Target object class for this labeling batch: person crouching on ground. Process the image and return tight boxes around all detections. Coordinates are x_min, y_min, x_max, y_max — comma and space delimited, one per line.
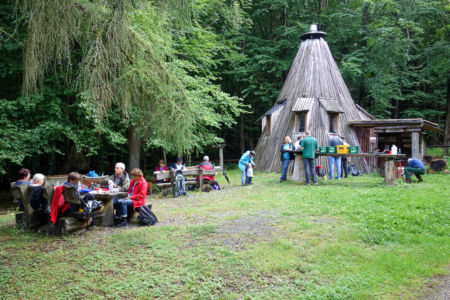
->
238, 150, 255, 186
108, 162, 130, 192
280, 136, 294, 182
299, 130, 319, 186
114, 168, 147, 227
405, 158, 426, 183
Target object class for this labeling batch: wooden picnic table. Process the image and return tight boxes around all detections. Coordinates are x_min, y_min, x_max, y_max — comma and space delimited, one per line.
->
154, 166, 222, 192
88, 191, 128, 226
287, 150, 406, 185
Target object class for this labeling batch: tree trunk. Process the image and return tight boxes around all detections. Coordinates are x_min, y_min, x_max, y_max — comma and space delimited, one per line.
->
445, 78, 450, 155
128, 126, 141, 170
240, 115, 245, 154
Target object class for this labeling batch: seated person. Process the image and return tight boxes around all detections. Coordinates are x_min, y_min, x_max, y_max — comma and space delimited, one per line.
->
196, 156, 215, 182
405, 158, 426, 183
108, 162, 130, 192
29, 173, 50, 214
154, 160, 169, 183
14, 168, 31, 211
63, 172, 82, 214
114, 168, 147, 227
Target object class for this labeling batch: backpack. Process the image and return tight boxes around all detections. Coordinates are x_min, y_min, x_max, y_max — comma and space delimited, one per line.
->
137, 205, 158, 226
316, 165, 325, 177
348, 164, 362, 176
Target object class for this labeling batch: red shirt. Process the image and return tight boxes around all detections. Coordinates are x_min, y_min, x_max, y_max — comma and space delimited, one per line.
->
196, 161, 215, 181
128, 177, 147, 208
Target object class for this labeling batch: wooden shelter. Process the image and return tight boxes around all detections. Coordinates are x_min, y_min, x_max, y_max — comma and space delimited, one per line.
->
255, 25, 371, 174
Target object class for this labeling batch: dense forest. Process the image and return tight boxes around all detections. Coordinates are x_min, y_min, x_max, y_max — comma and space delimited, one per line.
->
0, 0, 448, 182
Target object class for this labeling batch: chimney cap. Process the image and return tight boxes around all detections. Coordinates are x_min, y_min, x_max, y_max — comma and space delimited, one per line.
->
300, 24, 327, 41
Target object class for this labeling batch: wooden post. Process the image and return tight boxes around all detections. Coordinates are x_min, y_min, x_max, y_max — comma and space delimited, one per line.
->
102, 199, 114, 226
384, 159, 396, 186
291, 154, 306, 182
411, 131, 420, 159
199, 169, 204, 191
219, 146, 224, 170
163, 149, 167, 165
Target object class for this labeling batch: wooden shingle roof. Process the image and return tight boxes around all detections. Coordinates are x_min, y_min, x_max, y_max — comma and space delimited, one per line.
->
292, 97, 315, 112
319, 98, 343, 113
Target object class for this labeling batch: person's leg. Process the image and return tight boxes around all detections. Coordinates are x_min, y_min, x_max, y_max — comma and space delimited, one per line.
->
329, 156, 335, 179
310, 159, 317, 184
412, 168, 425, 181
247, 176, 252, 184
303, 158, 311, 184
342, 158, 348, 178
280, 159, 289, 181
336, 156, 342, 179
241, 169, 246, 186
113, 198, 122, 219
404, 167, 413, 183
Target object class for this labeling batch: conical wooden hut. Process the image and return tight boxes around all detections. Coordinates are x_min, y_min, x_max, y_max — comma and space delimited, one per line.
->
255, 25, 371, 175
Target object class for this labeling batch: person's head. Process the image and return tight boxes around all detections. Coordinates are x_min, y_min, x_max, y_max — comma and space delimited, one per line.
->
32, 173, 45, 186
177, 157, 183, 165
305, 130, 311, 136
203, 155, 209, 162
249, 150, 256, 157
284, 136, 291, 144
159, 160, 166, 167
67, 172, 81, 185
130, 168, 144, 180
114, 162, 125, 176
18, 168, 31, 181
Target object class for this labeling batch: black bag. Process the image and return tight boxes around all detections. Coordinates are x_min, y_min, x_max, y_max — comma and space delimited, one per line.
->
348, 164, 362, 176
137, 205, 158, 226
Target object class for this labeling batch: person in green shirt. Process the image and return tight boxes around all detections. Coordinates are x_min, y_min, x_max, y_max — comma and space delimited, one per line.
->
299, 130, 319, 185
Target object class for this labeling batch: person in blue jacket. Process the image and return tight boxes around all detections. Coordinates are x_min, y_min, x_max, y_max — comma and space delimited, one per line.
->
238, 150, 256, 186
405, 158, 426, 183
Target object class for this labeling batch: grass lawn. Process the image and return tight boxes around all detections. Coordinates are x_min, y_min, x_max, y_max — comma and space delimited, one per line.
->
0, 170, 448, 299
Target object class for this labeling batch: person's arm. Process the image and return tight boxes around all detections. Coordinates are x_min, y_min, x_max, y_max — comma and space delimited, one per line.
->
130, 181, 147, 202
120, 175, 130, 192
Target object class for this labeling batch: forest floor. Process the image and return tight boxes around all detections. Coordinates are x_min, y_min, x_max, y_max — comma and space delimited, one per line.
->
0, 169, 448, 299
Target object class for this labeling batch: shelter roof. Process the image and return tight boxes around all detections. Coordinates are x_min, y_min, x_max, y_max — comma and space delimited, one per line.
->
349, 118, 443, 133
319, 98, 343, 113
292, 97, 315, 112
256, 101, 286, 122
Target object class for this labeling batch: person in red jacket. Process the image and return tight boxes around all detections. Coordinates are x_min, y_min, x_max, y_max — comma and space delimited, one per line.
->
114, 168, 147, 227
196, 156, 215, 182
154, 160, 169, 183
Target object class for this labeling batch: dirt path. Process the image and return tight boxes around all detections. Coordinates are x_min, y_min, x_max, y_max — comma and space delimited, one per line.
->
419, 274, 450, 300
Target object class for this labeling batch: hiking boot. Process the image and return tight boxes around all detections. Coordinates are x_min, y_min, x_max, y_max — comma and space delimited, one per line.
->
314, 182, 319, 186
417, 175, 423, 182
116, 219, 128, 228
405, 178, 412, 183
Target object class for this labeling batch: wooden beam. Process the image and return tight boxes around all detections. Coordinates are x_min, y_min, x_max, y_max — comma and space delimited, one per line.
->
411, 131, 420, 158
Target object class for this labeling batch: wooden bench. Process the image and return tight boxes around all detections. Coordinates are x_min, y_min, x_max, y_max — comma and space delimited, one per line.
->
153, 167, 222, 193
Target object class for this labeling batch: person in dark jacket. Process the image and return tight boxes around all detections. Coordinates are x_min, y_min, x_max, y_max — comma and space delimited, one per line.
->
114, 168, 148, 227
62, 172, 82, 214
29, 173, 50, 214
108, 162, 130, 192
14, 168, 31, 211
405, 158, 426, 183
280, 136, 294, 182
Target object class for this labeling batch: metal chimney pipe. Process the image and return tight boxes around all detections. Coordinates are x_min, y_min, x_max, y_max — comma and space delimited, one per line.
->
310, 24, 318, 32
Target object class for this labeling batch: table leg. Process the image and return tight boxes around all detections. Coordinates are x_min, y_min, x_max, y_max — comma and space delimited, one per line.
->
384, 159, 396, 186
102, 199, 114, 226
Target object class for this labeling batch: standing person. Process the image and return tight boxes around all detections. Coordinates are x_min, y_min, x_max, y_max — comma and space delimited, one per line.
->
114, 168, 147, 227
299, 131, 319, 186
246, 164, 254, 184
238, 150, 255, 186
340, 136, 349, 178
108, 162, 130, 192
14, 168, 31, 211
328, 131, 343, 179
404, 158, 426, 183
280, 136, 294, 182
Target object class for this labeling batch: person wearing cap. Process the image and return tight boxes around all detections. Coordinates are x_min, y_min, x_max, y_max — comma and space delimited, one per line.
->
328, 131, 343, 179
238, 150, 255, 186
108, 162, 130, 192
196, 156, 215, 182
29, 173, 50, 214
172, 157, 186, 174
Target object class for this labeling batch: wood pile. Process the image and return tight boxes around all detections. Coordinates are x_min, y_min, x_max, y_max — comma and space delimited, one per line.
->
429, 159, 448, 172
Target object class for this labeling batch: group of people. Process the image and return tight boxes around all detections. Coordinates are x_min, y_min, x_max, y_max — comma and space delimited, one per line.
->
13, 163, 148, 228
